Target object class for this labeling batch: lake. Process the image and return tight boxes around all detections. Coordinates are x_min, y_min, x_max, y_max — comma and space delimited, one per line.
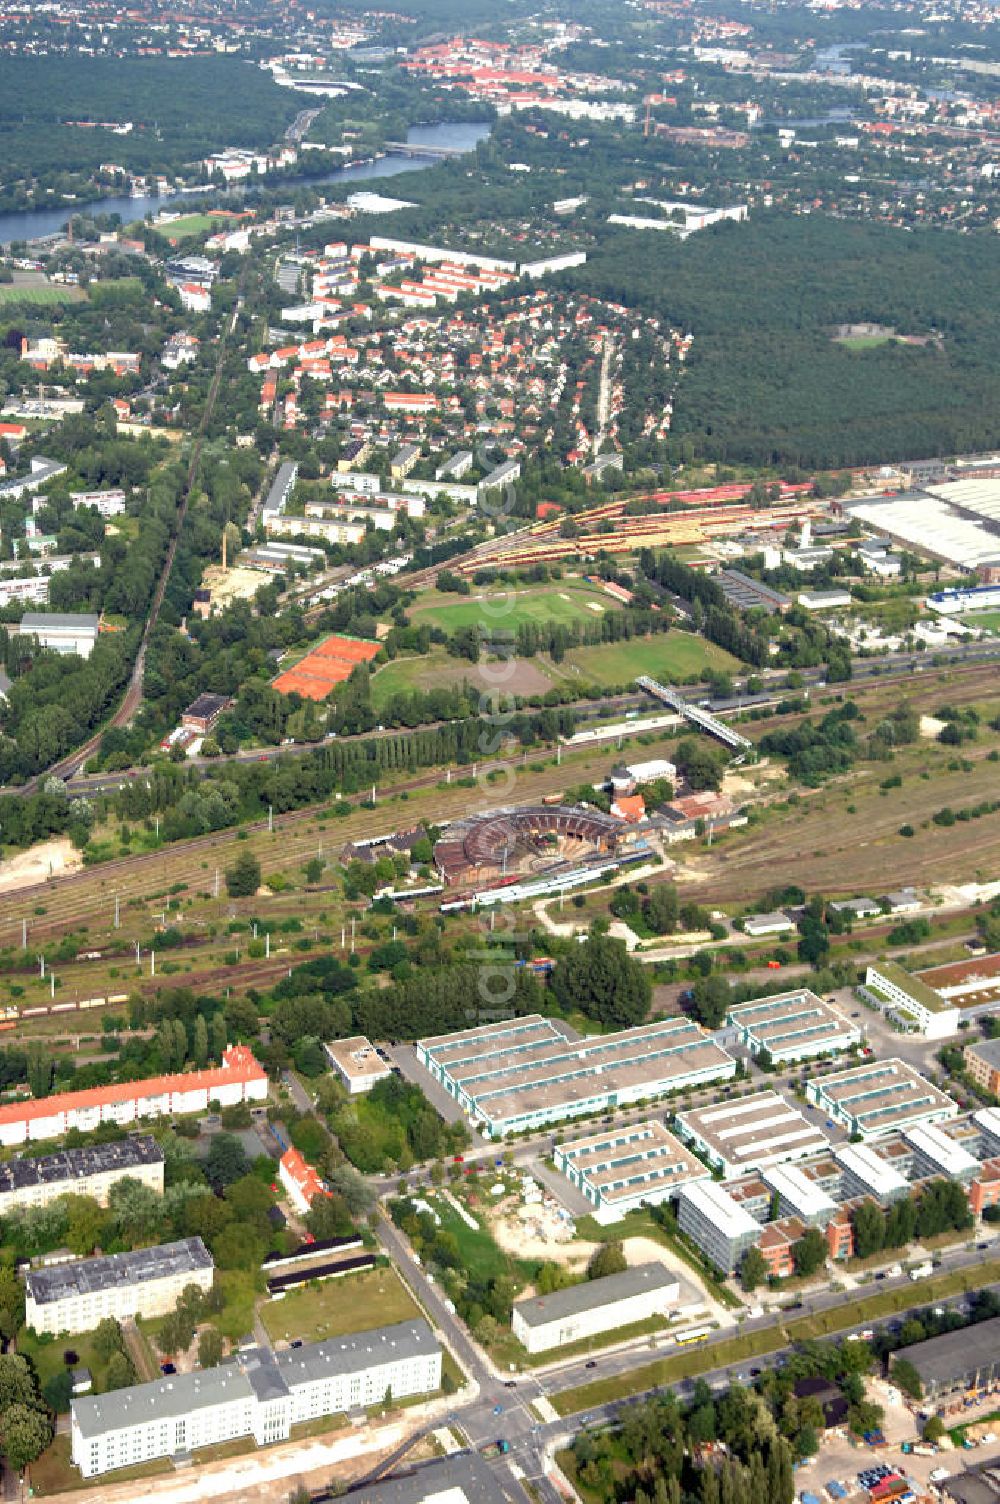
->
0, 120, 490, 246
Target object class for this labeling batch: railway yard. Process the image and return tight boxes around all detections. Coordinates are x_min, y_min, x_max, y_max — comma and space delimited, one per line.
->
1, 655, 997, 1050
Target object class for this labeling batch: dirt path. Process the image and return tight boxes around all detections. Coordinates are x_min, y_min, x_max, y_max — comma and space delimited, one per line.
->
0, 837, 81, 895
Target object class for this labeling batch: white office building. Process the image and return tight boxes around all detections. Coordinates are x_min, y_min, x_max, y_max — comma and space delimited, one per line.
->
835, 1143, 909, 1203
674, 1091, 829, 1179
27, 1238, 214, 1336
807, 1059, 958, 1139
726, 991, 861, 1063
862, 961, 959, 1039
417, 1015, 735, 1138
905, 1123, 979, 1183
71, 1321, 440, 1477
511, 1264, 679, 1354
760, 1163, 837, 1227
554, 1120, 708, 1224
676, 1179, 760, 1273
324, 1036, 392, 1095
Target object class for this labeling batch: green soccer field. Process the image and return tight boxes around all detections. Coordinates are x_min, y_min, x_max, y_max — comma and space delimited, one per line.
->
555, 633, 741, 687
0, 282, 84, 306
154, 213, 215, 238
408, 580, 614, 633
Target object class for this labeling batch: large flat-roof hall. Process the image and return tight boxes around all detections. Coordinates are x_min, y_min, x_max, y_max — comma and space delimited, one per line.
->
726, 990, 861, 1063
805, 1059, 958, 1138
416, 1015, 736, 1137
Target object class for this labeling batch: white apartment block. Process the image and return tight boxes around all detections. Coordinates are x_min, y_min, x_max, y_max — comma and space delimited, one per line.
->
72, 1321, 440, 1477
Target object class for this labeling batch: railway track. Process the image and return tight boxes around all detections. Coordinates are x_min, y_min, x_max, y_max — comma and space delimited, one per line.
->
18, 292, 244, 794
2, 658, 995, 948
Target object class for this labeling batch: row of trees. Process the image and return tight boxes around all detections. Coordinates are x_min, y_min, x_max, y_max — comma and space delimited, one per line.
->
850, 1180, 972, 1258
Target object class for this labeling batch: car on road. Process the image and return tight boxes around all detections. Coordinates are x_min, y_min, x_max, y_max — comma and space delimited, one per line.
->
290, 1339, 303, 1349
160, 1363, 176, 1375
504, 1381, 516, 1389
585, 1360, 597, 1369
493, 1404, 503, 1415
454, 1155, 464, 1164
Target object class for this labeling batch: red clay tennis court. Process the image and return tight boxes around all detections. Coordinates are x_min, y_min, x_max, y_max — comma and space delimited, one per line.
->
272, 635, 380, 701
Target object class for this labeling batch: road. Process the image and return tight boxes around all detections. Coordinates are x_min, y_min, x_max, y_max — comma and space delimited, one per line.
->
372, 1168, 1000, 1503
286, 107, 322, 144
595, 334, 614, 451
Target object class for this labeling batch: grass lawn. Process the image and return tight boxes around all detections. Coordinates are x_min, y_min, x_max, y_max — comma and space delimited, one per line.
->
835, 334, 894, 350
552, 1259, 1000, 1417
552, 633, 739, 689
964, 611, 1000, 634
409, 580, 612, 633
260, 1267, 422, 1344
28, 1435, 170, 1496
155, 213, 214, 238
370, 650, 464, 707
949, 1408, 1000, 1446
18, 1329, 110, 1410
0, 282, 83, 306
435, 1195, 537, 1286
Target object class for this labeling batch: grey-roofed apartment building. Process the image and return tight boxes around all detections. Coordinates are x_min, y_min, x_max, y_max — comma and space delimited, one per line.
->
71, 1320, 441, 1477
893, 1315, 1000, 1411
261, 460, 298, 523
806, 1058, 958, 1138
416, 1014, 736, 1138
478, 458, 520, 498
27, 1237, 213, 1335
0, 1136, 163, 1214
511, 1264, 680, 1354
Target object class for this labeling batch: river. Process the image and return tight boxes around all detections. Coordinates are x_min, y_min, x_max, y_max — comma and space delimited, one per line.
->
0, 120, 490, 246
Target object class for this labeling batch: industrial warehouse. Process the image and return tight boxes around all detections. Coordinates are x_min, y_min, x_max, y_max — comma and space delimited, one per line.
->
673, 1091, 830, 1179
892, 1316, 1000, 1413
805, 1059, 959, 1138
726, 990, 862, 1063
553, 1119, 709, 1223
511, 1263, 682, 1354
415, 1015, 736, 1136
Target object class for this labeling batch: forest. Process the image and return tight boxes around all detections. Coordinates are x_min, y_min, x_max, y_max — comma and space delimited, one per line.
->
0, 56, 298, 206
576, 214, 1000, 467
